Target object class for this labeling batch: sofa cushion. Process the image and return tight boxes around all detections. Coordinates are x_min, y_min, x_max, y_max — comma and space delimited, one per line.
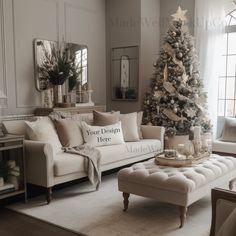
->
54, 119, 84, 147
25, 118, 62, 154
3, 120, 28, 137
96, 139, 161, 166
220, 117, 236, 142
54, 153, 85, 176
93, 110, 120, 126
81, 121, 125, 147
213, 140, 236, 154
119, 112, 140, 142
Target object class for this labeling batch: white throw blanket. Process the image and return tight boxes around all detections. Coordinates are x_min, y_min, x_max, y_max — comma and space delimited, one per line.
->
64, 145, 101, 190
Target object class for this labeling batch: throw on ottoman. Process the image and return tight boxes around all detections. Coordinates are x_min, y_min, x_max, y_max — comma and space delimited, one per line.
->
117, 154, 236, 228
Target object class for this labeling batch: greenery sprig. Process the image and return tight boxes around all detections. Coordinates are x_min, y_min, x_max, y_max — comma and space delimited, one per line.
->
38, 42, 81, 89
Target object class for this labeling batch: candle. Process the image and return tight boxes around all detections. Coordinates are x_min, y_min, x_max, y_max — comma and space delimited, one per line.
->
193, 126, 201, 140
177, 144, 185, 155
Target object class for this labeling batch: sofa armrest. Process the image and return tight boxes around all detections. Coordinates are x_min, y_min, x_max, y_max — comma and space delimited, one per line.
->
141, 125, 165, 151
24, 140, 54, 188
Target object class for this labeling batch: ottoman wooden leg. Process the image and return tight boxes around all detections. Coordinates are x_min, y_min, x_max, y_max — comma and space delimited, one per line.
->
229, 178, 235, 190
179, 206, 187, 228
123, 192, 130, 212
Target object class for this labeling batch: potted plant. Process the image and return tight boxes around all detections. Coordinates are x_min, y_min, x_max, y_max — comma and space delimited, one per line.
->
39, 42, 79, 105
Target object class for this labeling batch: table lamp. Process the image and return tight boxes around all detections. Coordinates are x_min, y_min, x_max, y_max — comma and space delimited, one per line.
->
0, 89, 6, 137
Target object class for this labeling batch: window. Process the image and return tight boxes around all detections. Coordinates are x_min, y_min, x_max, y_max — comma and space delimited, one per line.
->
218, 9, 236, 116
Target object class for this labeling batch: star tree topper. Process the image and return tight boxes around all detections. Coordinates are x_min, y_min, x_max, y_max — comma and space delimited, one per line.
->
171, 6, 188, 23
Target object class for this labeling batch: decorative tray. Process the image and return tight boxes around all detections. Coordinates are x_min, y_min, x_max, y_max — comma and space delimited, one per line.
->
155, 152, 210, 167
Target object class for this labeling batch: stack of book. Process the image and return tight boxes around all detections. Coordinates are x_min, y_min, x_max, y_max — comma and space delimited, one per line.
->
0, 183, 15, 195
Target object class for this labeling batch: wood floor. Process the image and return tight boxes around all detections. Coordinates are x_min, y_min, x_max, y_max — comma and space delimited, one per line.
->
0, 208, 85, 236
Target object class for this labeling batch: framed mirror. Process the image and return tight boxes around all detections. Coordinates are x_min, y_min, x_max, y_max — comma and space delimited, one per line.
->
111, 46, 139, 101
34, 39, 57, 91
33, 39, 88, 92
67, 43, 88, 89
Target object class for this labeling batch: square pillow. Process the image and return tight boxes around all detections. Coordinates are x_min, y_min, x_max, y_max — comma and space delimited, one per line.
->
93, 110, 120, 126
54, 119, 84, 147
81, 121, 125, 147
220, 117, 236, 142
119, 112, 140, 142
25, 118, 62, 154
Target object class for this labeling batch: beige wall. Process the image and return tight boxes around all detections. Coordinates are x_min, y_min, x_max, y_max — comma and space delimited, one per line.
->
0, 0, 106, 116
106, 0, 161, 113
106, 0, 141, 113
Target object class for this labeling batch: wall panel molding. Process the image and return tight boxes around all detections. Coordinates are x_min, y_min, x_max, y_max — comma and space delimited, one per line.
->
0, 0, 8, 109
64, 2, 97, 42
12, 0, 59, 108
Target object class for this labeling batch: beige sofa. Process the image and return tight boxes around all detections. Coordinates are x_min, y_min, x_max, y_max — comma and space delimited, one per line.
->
3, 119, 165, 203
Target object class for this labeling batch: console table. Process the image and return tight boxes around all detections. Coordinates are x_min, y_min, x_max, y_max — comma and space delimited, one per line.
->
0, 134, 27, 202
35, 104, 106, 116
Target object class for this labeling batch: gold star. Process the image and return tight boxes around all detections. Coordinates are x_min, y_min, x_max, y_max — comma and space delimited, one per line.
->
171, 6, 188, 23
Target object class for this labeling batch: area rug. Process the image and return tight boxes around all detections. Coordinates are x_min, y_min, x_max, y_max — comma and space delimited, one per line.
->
9, 173, 212, 236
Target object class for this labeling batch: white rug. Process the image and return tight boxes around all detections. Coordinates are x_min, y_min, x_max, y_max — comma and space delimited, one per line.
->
9, 173, 212, 236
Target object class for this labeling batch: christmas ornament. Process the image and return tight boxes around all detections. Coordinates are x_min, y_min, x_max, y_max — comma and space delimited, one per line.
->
163, 43, 175, 57
193, 79, 198, 85
163, 109, 187, 122
163, 82, 176, 94
182, 73, 188, 83
173, 107, 178, 113
171, 6, 188, 23
186, 108, 196, 118
164, 64, 168, 81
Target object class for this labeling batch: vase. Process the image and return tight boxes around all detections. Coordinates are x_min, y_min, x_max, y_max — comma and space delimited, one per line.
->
41, 89, 53, 108
165, 135, 189, 150
53, 85, 63, 106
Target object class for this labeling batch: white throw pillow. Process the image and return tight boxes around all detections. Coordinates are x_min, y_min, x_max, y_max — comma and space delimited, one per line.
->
119, 112, 140, 142
25, 118, 62, 154
81, 121, 125, 147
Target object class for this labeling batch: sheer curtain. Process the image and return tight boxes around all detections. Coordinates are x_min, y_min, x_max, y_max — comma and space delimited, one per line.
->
195, 0, 225, 139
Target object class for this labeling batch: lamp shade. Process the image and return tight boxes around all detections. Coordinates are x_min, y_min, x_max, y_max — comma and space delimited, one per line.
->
0, 89, 6, 99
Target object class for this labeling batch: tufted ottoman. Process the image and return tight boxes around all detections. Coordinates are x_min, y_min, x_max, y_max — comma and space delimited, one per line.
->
117, 154, 236, 228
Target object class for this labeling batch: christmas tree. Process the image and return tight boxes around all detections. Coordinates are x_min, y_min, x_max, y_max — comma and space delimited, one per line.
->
143, 7, 212, 137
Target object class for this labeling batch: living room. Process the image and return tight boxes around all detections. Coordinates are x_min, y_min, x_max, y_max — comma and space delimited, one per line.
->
0, 0, 236, 235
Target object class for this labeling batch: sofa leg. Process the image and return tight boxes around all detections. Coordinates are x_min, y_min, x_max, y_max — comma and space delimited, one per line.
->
123, 192, 130, 212
179, 206, 187, 228
46, 187, 52, 204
